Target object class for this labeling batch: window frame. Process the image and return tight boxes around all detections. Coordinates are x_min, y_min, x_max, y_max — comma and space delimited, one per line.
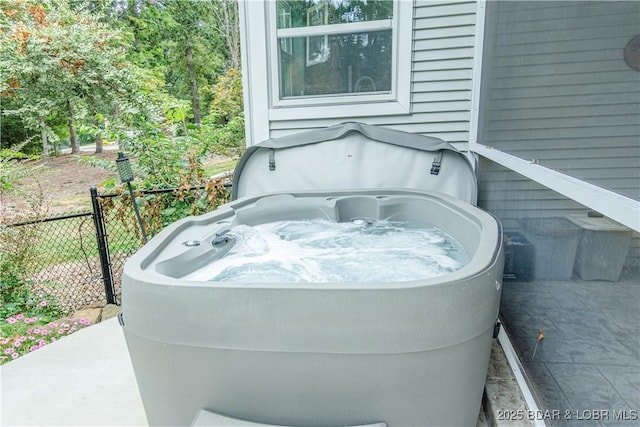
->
266, 0, 413, 119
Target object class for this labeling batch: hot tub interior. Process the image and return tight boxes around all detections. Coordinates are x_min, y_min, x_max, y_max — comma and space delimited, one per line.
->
184, 218, 469, 283
152, 192, 492, 284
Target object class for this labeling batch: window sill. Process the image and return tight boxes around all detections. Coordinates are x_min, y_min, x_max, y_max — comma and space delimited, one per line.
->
268, 99, 411, 121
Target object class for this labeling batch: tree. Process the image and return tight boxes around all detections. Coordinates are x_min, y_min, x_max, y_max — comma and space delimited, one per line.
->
159, 1, 227, 127
209, 68, 243, 125
92, 0, 239, 129
210, 0, 241, 70
0, 0, 148, 155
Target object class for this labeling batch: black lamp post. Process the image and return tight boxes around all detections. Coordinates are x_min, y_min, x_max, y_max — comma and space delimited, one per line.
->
116, 152, 148, 243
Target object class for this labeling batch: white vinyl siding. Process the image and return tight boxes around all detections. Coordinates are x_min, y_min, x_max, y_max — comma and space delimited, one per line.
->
242, 0, 480, 146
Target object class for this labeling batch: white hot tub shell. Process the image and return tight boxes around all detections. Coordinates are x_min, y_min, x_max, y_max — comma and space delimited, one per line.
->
121, 123, 504, 427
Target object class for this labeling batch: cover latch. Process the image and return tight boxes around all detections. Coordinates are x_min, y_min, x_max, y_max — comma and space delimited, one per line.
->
268, 149, 276, 171
430, 151, 443, 175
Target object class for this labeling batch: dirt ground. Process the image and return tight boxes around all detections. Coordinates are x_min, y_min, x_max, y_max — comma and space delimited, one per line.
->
2, 149, 234, 222
2, 150, 119, 221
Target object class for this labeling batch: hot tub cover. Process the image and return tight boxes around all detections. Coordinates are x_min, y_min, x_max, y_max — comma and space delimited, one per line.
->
232, 122, 478, 204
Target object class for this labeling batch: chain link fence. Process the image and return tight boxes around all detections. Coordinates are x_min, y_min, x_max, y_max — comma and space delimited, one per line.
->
96, 178, 231, 304
3, 175, 231, 315
4, 212, 104, 314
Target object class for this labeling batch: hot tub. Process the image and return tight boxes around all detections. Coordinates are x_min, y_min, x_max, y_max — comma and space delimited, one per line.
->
121, 123, 504, 427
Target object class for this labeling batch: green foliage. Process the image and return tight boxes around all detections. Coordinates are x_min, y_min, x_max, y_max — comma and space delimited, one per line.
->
0, 144, 39, 193
147, 176, 231, 233
1, 0, 244, 213
1, 143, 60, 334
1, 0, 244, 159
123, 132, 199, 190
99, 164, 231, 244
1, 315, 90, 364
0, 289, 63, 331
209, 68, 244, 125
109, 0, 228, 121
0, 219, 65, 340
159, 2, 226, 92
204, 113, 245, 158
0, 104, 34, 152
0, 0, 162, 153
202, 67, 245, 157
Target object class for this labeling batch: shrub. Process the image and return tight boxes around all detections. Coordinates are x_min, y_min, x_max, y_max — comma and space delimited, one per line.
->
0, 146, 65, 341
0, 312, 91, 364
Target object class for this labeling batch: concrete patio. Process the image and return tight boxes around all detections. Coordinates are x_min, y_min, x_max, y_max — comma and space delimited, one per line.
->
499, 269, 640, 427
0, 318, 146, 426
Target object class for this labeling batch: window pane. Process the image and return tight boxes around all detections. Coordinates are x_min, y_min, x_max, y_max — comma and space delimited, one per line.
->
279, 30, 392, 97
276, 0, 393, 29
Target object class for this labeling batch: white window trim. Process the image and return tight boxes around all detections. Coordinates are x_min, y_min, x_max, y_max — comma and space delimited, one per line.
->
277, 20, 393, 38
240, 1, 413, 143
239, 0, 270, 144
270, 17, 395, 107
468, 0, 640, 233
266, 0, 413, 120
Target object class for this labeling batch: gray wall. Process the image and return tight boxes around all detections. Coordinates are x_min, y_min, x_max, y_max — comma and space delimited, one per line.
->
478, 1, 640, 267
479, 1, 640, 201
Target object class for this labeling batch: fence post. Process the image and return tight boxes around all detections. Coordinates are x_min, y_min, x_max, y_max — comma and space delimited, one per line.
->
90, 186, 116, 305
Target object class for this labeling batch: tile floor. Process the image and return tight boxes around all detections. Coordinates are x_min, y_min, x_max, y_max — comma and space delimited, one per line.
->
499, 268, 640, 427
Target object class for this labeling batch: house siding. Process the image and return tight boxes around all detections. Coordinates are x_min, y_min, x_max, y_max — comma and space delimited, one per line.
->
266, 0, 479, 146
241, 0, 639, 269
478, 159, 640, 267
478, 1, 640, 202
477, 1, 640, 266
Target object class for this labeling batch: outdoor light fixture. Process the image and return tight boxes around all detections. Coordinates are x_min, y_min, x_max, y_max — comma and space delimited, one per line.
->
116, 152, 148, 243
116, 151, 134, 183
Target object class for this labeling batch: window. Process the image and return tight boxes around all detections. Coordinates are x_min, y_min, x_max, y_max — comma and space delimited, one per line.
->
269, 0, 411, 113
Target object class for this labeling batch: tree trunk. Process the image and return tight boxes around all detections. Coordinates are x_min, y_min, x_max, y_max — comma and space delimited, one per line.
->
230, 0, 240, 69
95, 133, 103, 153
216, 0, 241, 69
39, 115, 49, 161
66, 98, 79, 154
94, 116, 103, 153
185, 35, 201, 127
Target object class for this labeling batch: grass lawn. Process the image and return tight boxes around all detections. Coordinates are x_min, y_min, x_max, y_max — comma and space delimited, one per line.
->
203, 159, 238, 177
